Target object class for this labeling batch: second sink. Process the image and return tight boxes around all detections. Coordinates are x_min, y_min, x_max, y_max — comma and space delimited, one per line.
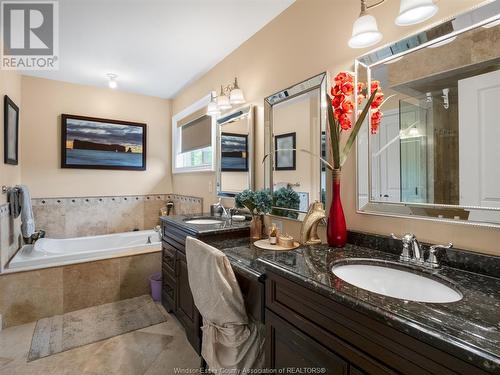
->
332, 261, 462, 303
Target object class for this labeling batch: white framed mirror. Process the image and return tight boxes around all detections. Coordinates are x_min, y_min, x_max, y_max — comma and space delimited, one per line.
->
356, 0, 500, 227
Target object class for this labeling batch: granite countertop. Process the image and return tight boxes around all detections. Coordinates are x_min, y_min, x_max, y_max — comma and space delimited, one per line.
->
206, 238, 500, 373
160, 213, 250, 236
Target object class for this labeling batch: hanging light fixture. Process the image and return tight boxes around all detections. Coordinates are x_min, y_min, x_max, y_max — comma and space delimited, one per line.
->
206, 91, 220, 116
229, 77, 245, 105
348, 0, 383, 49
395, 0, 438, 26
216, 85, 231, 110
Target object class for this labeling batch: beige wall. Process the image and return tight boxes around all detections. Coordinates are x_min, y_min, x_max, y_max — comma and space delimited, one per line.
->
171, 0, 500, 256
0, 70, 22, 205
21, 76, 172, 198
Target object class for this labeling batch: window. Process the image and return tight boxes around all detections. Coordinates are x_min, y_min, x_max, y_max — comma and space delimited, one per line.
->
172, 94, 216, 173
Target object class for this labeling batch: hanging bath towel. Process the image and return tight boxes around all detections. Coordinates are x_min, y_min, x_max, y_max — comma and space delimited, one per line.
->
17, 185, 35, 238
7, 187, 21, 218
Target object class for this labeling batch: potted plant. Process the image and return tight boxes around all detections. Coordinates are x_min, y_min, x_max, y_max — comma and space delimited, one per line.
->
235, 189, 272, 240
271, 186, 300, 219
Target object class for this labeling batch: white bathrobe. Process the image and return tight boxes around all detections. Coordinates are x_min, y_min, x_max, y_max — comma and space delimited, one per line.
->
185, 237, 264, 372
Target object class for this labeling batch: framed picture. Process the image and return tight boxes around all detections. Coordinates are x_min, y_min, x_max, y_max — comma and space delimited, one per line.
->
275, 132, 296, 170
221, 132, 248, 172
4, 95, 19, 165
61, 114, 146, 170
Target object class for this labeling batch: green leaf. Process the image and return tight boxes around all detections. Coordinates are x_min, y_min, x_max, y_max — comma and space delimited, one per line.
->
326, 92, 341, 169
340, 88, 378, 167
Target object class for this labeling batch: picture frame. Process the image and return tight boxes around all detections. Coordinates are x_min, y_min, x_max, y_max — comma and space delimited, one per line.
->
221, 132, 248, 172
4, 95, 19, 165
61, 114, 147, 171
275, 132, 296, 170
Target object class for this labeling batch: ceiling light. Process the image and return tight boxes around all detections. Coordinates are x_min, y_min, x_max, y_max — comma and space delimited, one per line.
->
395, 0, 438, 26
229, 77, 246, 105
427, 36, 456, 48
207, 91, 220, 117
216, 86, 231, 110
349, 1, 383, 49
107, 73, 117, 89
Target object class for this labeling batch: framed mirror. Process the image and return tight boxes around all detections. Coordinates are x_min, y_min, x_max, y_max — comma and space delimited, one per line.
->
264, 72, 328, 220
356, 1, 500, 227
216, 105, 254, 197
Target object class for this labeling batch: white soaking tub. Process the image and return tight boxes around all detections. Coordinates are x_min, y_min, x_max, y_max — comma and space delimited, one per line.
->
7, 230, 161, 270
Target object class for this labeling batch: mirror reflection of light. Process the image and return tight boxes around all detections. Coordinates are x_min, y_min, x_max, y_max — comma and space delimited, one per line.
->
482, 18, 500, 29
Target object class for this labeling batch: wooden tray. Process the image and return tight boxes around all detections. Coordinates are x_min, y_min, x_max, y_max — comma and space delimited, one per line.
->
253, 239, 300, 251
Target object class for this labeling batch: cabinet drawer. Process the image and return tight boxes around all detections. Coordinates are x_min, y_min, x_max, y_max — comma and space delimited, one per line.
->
266, 309, 348, 374
162, 243, 176, 272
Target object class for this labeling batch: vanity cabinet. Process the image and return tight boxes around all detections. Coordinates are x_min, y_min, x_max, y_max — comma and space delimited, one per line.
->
265, 271, 491, 375
161, 218, 251, 355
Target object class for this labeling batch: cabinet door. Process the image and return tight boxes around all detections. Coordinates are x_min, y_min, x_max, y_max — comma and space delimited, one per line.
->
175, 251, 201, 354
266, 310, 348, 374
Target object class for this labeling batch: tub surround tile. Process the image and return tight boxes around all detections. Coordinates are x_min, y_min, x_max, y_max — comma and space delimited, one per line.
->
62, 259, 121, 313
0, 203, 22, 270
119, 252, 161, 300
0, 268, 63, 328
31, 194, 202, 239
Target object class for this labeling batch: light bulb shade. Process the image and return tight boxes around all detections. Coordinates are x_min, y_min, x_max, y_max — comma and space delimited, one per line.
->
229, 88, 245, 104
108, 80, 117, 89
348, 14, 383, 49
206, 100, 220, 116
395, 0, 438, 26
216, 94, 231, 110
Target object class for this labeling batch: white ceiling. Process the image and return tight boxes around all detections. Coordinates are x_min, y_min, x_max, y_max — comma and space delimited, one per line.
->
23, 0, 295, 98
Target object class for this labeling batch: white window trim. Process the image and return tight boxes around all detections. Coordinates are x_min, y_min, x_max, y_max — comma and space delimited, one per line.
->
172, 93, 216, 174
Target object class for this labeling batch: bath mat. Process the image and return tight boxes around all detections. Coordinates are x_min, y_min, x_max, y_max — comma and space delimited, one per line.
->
28, 295, 166, 361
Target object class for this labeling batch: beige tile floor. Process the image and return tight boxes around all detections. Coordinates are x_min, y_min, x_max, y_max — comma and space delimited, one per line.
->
0, 304, 201, 375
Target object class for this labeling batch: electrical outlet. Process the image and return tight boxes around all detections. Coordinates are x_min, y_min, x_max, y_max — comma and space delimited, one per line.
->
271, 219, 283, 233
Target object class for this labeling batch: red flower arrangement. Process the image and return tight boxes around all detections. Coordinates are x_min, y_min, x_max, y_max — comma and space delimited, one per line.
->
330, 72, 384, 135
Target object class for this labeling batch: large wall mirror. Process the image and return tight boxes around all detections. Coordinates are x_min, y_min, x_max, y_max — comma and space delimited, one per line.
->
265, 72, 327, 220
216, 105, 254, 197
356, 0, 500, 227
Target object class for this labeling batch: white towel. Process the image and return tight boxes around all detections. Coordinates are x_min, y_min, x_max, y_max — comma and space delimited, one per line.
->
185, 237, 264, 371
17, 185, 35, 238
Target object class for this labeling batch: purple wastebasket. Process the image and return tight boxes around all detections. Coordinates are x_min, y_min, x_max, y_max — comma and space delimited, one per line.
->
149, 272, 162, 302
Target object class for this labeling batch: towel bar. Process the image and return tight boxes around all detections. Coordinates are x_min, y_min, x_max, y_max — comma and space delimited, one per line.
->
1, 186, 8, 194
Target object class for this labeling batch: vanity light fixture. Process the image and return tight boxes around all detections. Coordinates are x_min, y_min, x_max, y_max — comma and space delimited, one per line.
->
348, 0, 439, 49
348, 0, 383, 49
395, 0, 438, 26
107, 73, 118, 89
207, 78, 246, 116
207, 91, 221, 116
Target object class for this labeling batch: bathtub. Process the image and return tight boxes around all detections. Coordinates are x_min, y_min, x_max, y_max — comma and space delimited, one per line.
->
7, 230, 161, 270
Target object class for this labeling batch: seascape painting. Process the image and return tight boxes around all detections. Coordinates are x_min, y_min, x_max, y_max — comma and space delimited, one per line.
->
61, 115, 146, 170
221, 132, 248, 172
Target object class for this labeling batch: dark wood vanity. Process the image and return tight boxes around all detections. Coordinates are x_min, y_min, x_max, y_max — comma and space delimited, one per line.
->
160, 215, 256, 354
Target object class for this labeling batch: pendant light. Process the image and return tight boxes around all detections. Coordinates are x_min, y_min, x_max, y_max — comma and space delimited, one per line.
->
229, 77, 245, 105
395, 0, 438, 26
206, 91, 220, 116
216, 85, 231, 110
348, 0, 383, 49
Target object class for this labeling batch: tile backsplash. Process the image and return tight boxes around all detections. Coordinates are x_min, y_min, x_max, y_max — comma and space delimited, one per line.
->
32, 193, 203, 238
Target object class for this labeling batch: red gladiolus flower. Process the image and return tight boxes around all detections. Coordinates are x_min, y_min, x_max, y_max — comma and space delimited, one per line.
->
371, 80, 381, 94
341, 82, 354, 95
334, 108, 342, 120
357, 82, 365, 95
332, 94, 345, 109
371, 92, 384, 109
331, 85, 342, 96
334, 72, 349, 85
339, 113, 352, 130
342, 100, 354, 114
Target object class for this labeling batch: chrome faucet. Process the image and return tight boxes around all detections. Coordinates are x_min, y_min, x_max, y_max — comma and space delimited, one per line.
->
211, 198, 229, 218
391, 233, 452, 269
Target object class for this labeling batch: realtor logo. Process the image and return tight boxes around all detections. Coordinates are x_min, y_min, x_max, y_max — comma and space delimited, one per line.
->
1, 1, 59, 70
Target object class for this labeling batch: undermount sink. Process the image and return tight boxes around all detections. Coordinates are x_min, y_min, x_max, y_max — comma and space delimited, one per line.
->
184, 218, 224, 225
331, 262, 462, 303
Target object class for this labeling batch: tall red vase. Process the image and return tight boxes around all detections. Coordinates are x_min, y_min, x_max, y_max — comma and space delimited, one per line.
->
327, 170, 347, 247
